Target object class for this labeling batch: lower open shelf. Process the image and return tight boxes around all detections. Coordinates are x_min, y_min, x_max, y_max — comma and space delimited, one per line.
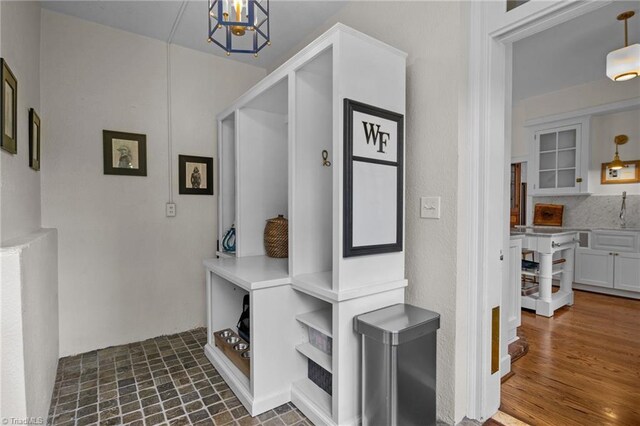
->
291, 378, 332, 424
204, 343, 251, 403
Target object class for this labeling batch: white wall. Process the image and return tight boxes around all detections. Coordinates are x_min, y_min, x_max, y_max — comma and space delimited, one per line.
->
590, 109, 640, 195
269, 3, 468, 423
40, 10, 265, 356
1, 230, 59, 423
0, 3, 59, 422
512, 78, 640, 199
0, 1, 41, 243
512, 78, 639, 171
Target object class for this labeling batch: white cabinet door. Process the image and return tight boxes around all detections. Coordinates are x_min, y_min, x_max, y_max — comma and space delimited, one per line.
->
575, 248, 614, 288
614, 252, 640, 292
528, 117, 589, 196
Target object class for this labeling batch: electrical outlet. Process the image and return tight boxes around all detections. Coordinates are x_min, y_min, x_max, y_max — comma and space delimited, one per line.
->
166, 203, 176, 217
420, 197, 441, 219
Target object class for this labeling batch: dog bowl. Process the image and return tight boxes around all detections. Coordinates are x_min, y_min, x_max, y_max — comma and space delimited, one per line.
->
241, 351, 251, 359
219, 330, 233, 338
226, 337, 240, 344
234, 343, 248, 351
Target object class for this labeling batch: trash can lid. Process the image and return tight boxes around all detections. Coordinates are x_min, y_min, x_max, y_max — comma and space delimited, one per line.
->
354, 303, 440, 346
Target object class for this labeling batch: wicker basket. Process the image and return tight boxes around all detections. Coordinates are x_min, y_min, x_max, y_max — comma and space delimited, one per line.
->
264, 215, 288, 258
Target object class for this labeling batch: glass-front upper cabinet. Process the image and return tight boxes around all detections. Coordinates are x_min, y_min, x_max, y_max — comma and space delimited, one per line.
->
529, 117, 590, 195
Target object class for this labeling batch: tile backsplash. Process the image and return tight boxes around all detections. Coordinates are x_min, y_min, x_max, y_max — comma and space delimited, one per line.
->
533, 194, 640, 229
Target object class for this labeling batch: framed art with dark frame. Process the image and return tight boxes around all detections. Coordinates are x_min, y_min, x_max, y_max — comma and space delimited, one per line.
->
1, 58, 18, 154
103, 130, 147, 176
29, 108, 40, 171
343, 98, 404, 257
179, 155, 213, 195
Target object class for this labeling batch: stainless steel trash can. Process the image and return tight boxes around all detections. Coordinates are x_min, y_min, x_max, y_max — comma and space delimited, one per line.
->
354, 303, 440, 426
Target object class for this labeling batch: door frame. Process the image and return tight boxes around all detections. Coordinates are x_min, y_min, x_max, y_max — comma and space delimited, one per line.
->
464, 0, 613, 420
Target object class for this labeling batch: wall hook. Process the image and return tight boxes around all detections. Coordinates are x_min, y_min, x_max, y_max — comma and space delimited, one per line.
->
322, 150, 331, 167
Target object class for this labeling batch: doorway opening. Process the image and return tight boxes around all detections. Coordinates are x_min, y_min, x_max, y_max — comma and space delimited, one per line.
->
495, 1, 640, 424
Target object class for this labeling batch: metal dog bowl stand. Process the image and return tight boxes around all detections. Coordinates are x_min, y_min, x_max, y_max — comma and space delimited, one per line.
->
354, 303, 440, 426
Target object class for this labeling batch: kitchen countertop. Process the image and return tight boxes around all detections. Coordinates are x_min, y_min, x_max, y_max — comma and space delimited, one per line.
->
513, 225, 640, 232
511, 227, 579, 237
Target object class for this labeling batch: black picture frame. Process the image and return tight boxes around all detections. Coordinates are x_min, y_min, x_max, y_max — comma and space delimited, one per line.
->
1, 58, 18, 154
29, 108, 40, 171
343, 98, 404, 257
103, 130, 147, 176
179, 155, 214, 195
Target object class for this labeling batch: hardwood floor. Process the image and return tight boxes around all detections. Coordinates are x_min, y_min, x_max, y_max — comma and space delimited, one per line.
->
501, 290, 640, 426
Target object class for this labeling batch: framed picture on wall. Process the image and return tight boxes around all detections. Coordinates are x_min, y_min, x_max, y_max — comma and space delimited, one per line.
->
601, 160, 640, 184
1, 58, 18, 154
103, 130, 147, 176
179, 155, 213, 195
29, 108, 40, 171
343, 98, 404, 257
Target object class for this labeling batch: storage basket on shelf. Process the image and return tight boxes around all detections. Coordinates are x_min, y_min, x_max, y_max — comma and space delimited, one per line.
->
264, 215, 288, 258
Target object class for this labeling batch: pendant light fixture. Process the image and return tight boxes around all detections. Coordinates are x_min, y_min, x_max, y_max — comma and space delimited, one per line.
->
609, 134, 628, 170
606, 11, 640, 82
208, 0, 270, 57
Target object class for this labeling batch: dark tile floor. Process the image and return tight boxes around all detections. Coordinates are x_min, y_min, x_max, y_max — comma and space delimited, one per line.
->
48, 328, 311, 426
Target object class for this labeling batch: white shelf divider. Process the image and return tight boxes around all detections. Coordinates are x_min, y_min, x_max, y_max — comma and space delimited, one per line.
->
295, 308, 332, 337
295, 342, 332, 373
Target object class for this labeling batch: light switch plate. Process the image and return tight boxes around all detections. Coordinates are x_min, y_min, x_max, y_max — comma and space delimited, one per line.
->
166, 203, 176, 217
420, 196, 441, 219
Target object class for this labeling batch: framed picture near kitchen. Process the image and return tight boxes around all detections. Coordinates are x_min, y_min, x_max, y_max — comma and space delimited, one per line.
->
179, 155, 213, 195
601, 160, 640, 184
343, 98, 404, 257
1, 58, 18, 154
103, 130, 147, 176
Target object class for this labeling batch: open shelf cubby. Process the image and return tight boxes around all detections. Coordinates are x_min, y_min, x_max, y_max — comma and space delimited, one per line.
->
236, 78, 289, 268
206, 274, 251, 394
291, 47, 334, 293
292, 289, 333, 420
218, 112, 236, 258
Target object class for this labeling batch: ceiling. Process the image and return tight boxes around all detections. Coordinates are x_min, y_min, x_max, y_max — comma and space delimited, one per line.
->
513, 1, 640, 102
41, 1, 348, 70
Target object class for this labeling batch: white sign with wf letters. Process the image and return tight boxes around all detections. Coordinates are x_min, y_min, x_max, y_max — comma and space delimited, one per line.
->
344, 99, 404, 257
352, 111, 398, 162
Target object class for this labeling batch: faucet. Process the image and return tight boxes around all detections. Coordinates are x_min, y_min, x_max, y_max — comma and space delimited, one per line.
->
620, 191, 627, 228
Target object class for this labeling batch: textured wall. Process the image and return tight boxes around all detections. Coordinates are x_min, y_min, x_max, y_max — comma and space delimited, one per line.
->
269, 2, 468, 423
1, 229, 59, 423
0, 1, 41, 243
40, 10, 266, 356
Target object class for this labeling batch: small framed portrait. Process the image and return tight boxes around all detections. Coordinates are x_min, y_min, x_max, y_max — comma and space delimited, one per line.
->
343, 98, 404, 257
179, 155, 213, 195
601, 160, 640, 184
103, 130, 147, 176
29, 108, 40, 171
1, 58, 18, 154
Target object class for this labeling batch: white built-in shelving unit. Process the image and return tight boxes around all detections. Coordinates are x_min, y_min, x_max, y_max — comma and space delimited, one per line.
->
205, 23, 407, 426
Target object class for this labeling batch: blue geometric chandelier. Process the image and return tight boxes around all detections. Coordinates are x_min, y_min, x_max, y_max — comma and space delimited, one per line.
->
208, 0, 270, 57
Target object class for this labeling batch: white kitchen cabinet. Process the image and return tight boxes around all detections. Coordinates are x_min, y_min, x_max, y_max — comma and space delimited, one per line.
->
575, 248, 614, 288
527, 117, 590, 196
574, 231, 640, 296
614, 252, 640, 292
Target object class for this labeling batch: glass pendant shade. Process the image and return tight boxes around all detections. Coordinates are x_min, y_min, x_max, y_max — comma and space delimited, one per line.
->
606, 44, 640, 81
208, 0, 270, 56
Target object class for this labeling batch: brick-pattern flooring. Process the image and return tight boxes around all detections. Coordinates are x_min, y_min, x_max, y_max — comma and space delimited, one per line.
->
48, 328, 311, 426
